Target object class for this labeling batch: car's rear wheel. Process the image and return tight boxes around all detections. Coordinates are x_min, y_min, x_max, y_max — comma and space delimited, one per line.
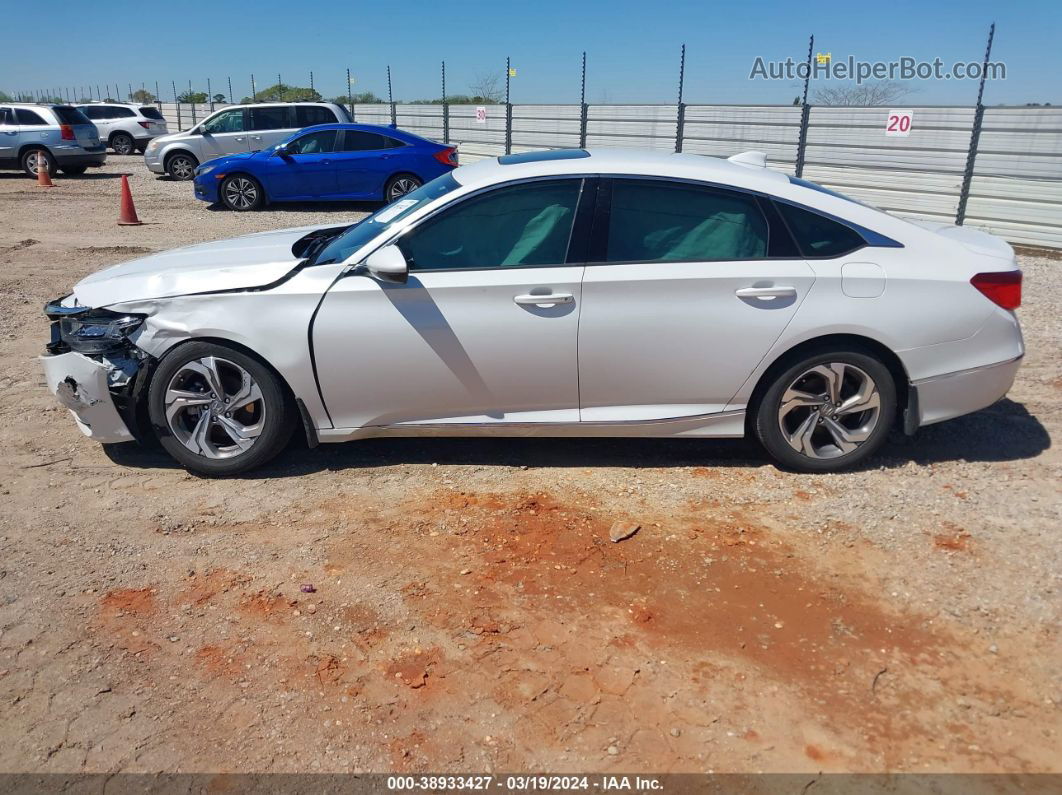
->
21, 148, 55, 179
148, 342, 295, 476
165, 151, 198, 180
385, 173, 421, 202
755, 349, 896, 472
219, 174, 264, 211
111, 132, 135, 155
60, 166, 87, 176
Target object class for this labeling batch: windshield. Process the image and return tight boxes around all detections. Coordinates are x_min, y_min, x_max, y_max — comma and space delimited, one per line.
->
314, 173, 461, 265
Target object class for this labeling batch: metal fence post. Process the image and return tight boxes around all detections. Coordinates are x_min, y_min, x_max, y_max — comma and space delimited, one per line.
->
579, 51, 588, 148
387, 66, 396, 126
172, 81, 181, 131
441, 61, 450, 143
346, 68, 354, 121
674, 44, 686, 153
795, 103, 811, 177
956, 23, 996, 226
505, 103, 513, 155
208, 78, 214, 112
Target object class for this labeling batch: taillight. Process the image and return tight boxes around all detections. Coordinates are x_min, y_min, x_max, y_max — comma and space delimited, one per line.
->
59, 125, 75, 141
971, 270, 1021, 310
138, 121, 151, 129
433, 147, 458, 167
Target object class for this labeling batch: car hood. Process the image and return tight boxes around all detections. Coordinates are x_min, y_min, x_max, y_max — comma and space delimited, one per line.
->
73, 224, 334, 307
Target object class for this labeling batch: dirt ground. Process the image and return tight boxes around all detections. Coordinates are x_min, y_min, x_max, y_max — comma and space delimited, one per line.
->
0, 157, 1059, 775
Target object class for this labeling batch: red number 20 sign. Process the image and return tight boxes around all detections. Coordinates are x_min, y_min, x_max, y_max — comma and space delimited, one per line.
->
886, 109, 913, 137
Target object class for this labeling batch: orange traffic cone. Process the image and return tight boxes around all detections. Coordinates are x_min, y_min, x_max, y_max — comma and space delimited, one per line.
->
118, 175, 142, 226
36, 151, 54, 188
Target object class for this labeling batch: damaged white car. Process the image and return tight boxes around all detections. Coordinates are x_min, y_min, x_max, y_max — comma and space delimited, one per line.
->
42, 149, 1024, 476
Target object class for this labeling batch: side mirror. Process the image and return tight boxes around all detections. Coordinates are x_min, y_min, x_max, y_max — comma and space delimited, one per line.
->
363, 244, 408, 284
275, 144, 291, 159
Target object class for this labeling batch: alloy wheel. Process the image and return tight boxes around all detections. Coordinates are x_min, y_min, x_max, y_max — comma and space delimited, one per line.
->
163, 356, 265, 460
169, 156, 195, 180
388, 177, 419, 201
28, 150, 48, 176
777, 362, 881, 459
113, 134, 134, 155
224, 177, 258, 210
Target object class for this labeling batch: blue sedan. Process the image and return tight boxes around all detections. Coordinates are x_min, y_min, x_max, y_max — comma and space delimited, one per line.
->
193, 123, 458, 210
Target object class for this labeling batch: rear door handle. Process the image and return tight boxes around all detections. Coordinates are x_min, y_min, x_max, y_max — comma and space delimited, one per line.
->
514, 293, 574, 306
735, 286, 797, 299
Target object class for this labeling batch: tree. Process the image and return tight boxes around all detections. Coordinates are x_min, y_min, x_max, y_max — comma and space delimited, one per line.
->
131, 88, 156, 104
0, 90, 11, 102
177, 90, 208, 103
213, 93, 227, 103
468, 72, 502, 104
241, 83, 321, 103
812, 81, 915, 107
330, 91, 384, 105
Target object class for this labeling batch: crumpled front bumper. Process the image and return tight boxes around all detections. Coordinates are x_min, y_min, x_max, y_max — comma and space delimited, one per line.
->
40, 351, 134, 444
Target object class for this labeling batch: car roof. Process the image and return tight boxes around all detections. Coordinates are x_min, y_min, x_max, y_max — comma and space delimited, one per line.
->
451, 148, 791, 193
214, 101, 341, 110
294, 122, 431, 141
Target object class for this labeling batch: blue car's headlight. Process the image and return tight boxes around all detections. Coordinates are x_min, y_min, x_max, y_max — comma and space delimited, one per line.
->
195, 164, 215, 177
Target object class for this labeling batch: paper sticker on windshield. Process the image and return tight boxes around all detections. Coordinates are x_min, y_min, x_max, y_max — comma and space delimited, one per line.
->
374, 199, 418, 224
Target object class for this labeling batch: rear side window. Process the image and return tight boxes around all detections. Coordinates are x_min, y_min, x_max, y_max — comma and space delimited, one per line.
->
16, 108, 48, 125
775, 201, 866, 258
139, 106, 164, 120
249, 105, 293, 131
52, 106, 91, 125
296, 106, 336, 127
286, 130, 337, 154
605, 180, 769, 262
108, 106, 136, 118
340, 131, 393, 151
82, 106, 107, 119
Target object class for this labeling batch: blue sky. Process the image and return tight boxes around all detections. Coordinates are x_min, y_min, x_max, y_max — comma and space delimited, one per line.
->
2, 0, 1058, 105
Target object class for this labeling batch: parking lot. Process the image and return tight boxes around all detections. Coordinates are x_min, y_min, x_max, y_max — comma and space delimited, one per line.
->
0, 156, 1059, 773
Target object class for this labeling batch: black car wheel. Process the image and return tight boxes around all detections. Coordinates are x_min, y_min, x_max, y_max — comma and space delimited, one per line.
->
165, 151, 198, 181
148, 341, 295, 476
21, 148, 55, 179
111, 132, 135, 155
385, 173, 422, 202
219, 174, 264, 211
754, 347, 896, 473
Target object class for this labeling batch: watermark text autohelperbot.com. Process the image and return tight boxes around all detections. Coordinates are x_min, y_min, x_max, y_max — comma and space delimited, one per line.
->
750, 53, 1006, 83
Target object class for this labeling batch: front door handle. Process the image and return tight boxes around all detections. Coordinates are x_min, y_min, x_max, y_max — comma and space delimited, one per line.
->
514, 293, 574, 306
233, 136, 245, 141
735, 286, 797, 299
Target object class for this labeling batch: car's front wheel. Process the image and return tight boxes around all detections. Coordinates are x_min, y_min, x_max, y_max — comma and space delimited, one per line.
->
754, 349, 896, 472
111, 132, 135, 155
219, 174, 264, 211
385, 173, 422, 203
148, 342, 295, 476
165, 151, 198, 180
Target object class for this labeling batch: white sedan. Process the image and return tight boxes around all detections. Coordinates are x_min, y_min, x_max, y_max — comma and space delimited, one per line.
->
41, 149, 1024, 475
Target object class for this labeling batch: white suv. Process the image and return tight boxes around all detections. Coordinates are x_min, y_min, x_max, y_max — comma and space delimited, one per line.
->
76, 103, 169, 155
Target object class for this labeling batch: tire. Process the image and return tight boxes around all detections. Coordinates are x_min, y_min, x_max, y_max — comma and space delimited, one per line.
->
754, 348, 896, 473
165, 151, 198, 181
384, 173, 422, 203
111, 132, 135, 155
148, 341, 296, 476
219, 174, 264, 211
60, 166, 87, 176
21, 148, 54, 179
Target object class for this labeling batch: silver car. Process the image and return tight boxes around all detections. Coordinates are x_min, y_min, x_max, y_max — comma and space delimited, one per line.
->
143, 102, 351, 180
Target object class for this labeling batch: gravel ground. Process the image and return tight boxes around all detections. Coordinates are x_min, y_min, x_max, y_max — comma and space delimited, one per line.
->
0, 157, 1059, 774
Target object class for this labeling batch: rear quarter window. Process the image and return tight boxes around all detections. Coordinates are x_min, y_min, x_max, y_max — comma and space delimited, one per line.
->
775, 201, 866, 258
139, 106, 164, 120
51, 106, 91, 125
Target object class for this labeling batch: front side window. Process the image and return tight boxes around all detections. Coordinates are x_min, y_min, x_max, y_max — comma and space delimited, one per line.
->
82, 106, 106, 119
286, 129, 337, 155
249, 105, 293, 131
16, 108, 48, 126
398, 180, 582, 271
201, 109, 244, 134
605, 180, 769, 262
109, 106, 136, 118
775, 201, 866, 258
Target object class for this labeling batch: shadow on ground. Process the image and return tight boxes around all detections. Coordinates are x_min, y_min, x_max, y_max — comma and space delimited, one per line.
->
103, 398, 1050, 479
